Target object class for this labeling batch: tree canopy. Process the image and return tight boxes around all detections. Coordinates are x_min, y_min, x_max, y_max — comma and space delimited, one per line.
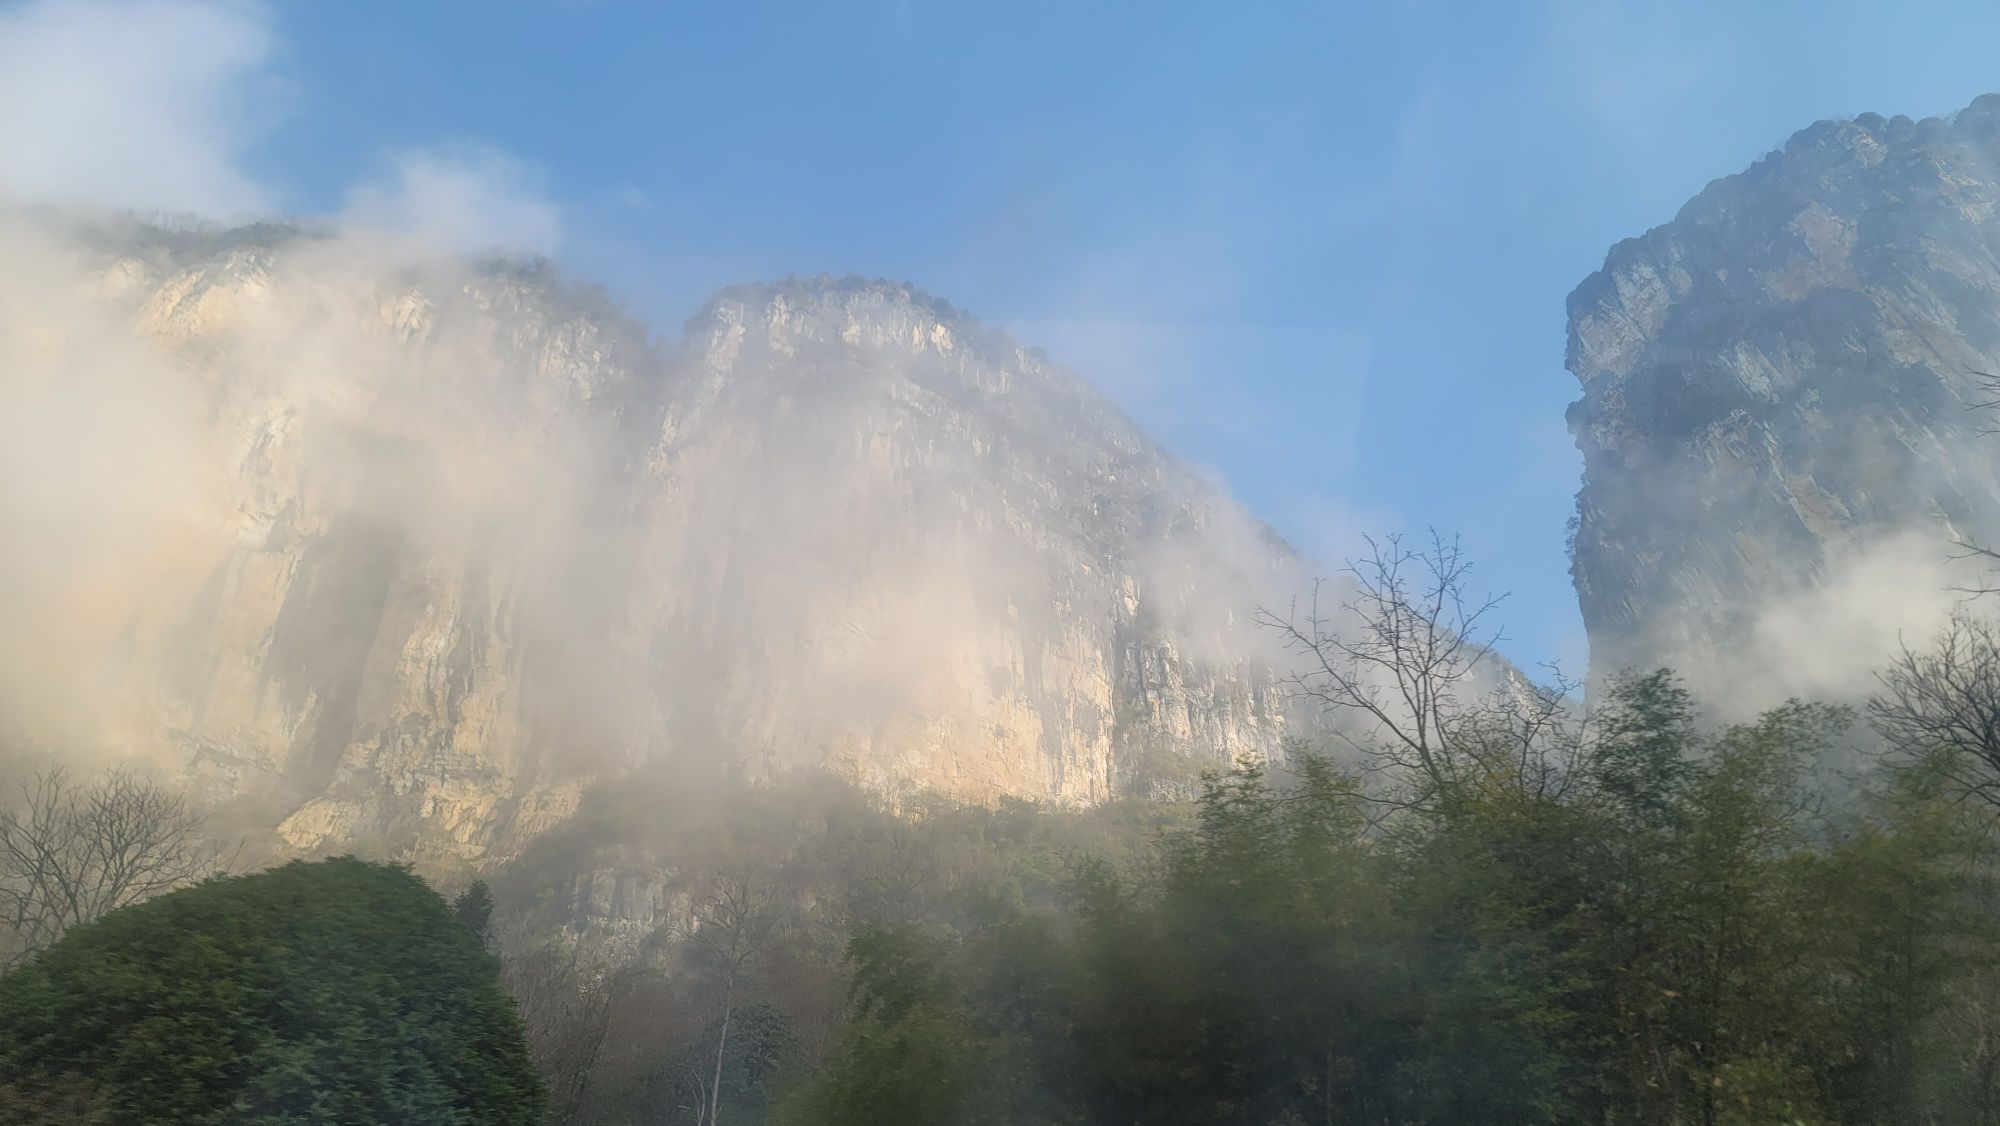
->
0, 856, 545, 1125
774, 673, 1999, 1125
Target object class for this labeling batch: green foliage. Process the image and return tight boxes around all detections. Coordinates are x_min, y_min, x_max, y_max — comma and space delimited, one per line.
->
453, 879, 495, 947
1392, 675, 1849, 1123
625, 1001, 799, 1126
773, 672, 2000, 1126
0, 857, 545, 1125
774, 918, 1070, 1126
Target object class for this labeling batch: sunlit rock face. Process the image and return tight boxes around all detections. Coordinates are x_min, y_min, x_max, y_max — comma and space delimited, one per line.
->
630, 279, 1303, 807
2, 219, 1311, 862
1566, 94, 2000, 707
0, 222, 655, 862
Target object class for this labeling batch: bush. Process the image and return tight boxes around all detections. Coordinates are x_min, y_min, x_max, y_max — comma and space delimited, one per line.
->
0, 856, 545, 1125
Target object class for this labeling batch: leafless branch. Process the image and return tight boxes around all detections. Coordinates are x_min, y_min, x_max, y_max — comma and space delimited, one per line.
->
1962, 370, 2000, 435
681, 874, 775, 1126
1257, 530, 1590, 816
501, 938, 615, 1125
1869, 613, 2000, 812
0, 766, 228, 969
1257, 533, 1495, 789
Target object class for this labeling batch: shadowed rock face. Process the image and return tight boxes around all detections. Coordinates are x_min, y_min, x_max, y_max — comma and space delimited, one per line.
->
7, 221, 1313, 862
1566, 94, 2000, 706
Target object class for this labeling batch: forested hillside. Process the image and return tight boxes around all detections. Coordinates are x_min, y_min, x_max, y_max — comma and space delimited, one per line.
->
460, 547, 2000, 1125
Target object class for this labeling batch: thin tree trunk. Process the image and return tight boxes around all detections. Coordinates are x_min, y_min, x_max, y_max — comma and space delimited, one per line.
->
708, 973, 735, 1126
1325, 1041, 1335, 1126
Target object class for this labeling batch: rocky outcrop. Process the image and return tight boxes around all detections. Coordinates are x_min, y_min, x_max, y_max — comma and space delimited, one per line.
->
4, 218, 1313, 864
1566, 94, 2000, 705
626, 280, 1303, 807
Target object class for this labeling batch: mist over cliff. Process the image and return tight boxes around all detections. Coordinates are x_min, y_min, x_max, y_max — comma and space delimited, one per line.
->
1566, 93, 2000, 710
0, 208, 1324, 863
30, 84, 2000, 869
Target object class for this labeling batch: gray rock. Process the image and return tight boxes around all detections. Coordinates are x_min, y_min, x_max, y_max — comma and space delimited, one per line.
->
1567, 95, 2000, 706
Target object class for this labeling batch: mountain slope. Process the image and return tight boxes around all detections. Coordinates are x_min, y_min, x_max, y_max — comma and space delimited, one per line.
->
623, 278, 1303, 805
1565, 94, 2000, 705
1, 216, 1313, 861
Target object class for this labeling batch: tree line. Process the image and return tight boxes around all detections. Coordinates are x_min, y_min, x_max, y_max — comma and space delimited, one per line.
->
477, 537, 2000, 1125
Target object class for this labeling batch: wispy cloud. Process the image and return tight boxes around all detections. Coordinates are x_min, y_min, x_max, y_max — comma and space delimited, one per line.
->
0, 0, 280, 217
0, 0, 564, 256
342, 145, 565, 259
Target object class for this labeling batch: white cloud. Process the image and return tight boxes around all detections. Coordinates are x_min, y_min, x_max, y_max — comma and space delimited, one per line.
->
0, 0, 563, 254
0, 0, 277, 216
1703, 530, 1980, 716
342, 146, 563, 259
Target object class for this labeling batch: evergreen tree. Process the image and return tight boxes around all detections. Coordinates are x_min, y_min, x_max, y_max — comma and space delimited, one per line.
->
0, 857, 545, 1125
453, 879, 495, 948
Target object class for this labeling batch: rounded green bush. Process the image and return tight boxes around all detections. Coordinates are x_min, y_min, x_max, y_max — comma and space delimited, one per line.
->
0, 856, 545, 1125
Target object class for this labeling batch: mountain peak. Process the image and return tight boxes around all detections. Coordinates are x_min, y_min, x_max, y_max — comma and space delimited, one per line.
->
685, 273, 1018, 370
1564, 91, 2000, 709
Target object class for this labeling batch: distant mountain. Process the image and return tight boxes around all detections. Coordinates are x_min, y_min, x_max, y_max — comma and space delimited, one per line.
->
0, 216, 1314, 863
1566, 94, 2000, 707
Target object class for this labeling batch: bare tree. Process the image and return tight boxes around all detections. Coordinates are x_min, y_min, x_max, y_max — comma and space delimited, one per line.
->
500, 940, 615, 1125
1257, 530, 1592, 816
1945, 536, 2000, 599
1961, 370, 2000, 436
1454, 664, 1594, 806
1940, 370, 2000, 594
1869, 612, 2000, 810
0, 766, 226, 969
1259, 532, 1497, 805
684, 874, 774, 1126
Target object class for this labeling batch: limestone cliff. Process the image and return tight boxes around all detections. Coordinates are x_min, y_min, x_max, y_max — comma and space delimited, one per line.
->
627, 279, 1302, 807
1566, 94, 2000, 705
1, 217, 1311, 863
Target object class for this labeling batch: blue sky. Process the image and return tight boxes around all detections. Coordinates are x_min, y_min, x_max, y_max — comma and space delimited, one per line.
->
13, 0, 2000, 672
